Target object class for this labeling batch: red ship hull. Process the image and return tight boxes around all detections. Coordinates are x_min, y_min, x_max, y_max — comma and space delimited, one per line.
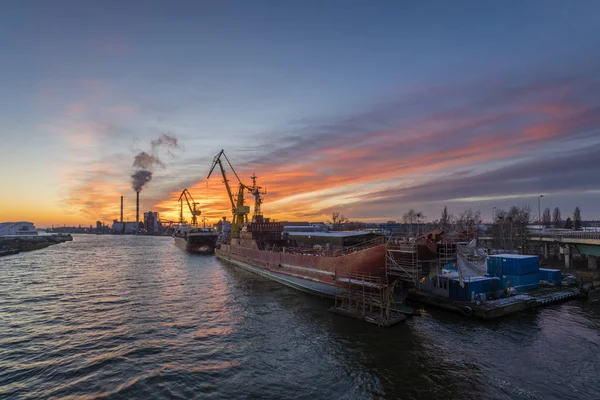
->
216, 242, 387, 295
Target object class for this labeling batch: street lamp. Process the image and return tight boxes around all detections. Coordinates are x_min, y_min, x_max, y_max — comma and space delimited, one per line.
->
493, 207, 496, 223
538, 195, 544, 226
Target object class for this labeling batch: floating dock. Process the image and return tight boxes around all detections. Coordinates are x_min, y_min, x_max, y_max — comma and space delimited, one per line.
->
407, 286, 583, 319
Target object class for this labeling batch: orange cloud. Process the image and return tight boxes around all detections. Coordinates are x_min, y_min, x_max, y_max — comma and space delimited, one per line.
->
151, 84, 600, 223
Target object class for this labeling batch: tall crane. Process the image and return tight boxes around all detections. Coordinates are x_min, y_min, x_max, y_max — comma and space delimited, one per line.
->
178, 188, 202, 226
207, 149, 264, 238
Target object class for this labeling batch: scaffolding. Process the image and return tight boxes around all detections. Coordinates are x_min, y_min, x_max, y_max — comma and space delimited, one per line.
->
427, 238, 460, 288
385, 235, 423, 285
332, 271, 405, 327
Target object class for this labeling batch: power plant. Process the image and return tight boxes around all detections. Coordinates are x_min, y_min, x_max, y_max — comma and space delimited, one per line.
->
109, 193, 166, 235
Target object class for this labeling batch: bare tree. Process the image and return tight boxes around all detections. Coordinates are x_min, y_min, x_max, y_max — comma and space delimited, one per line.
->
330, 212, 348, 231
402, 209, 426, 224
491, 205, 531, 251
455, 208, 482, 232
573, 206, 582, 230
564, 217, 573, 230
439, 206, 451, 231
552, 207, 561, 228
542, 207, 551, 227
402, 209, 426, 235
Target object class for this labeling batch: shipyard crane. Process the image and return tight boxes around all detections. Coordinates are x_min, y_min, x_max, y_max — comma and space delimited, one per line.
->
178, 188, 202, 226
207, 150, 265, 238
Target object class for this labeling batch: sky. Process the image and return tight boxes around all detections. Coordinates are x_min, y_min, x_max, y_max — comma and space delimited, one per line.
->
1, 0, 599, 227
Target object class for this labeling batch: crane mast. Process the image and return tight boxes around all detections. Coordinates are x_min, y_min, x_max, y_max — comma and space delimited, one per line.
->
178, 188, 202, 226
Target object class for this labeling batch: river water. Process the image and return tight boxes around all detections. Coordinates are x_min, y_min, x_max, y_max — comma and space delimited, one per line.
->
1, 235, 599, 399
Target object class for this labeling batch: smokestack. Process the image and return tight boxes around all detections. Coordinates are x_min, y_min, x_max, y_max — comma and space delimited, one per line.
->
136, 191, 140, 224
120, 196, 124, 223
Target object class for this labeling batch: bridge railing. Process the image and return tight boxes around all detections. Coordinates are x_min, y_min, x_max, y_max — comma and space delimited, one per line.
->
543, 230, 600, 240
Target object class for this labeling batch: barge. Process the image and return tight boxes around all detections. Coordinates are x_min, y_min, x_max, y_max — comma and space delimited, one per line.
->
408, 286, 583, 319
174, 225, 218, 254
409, 252, 586, 319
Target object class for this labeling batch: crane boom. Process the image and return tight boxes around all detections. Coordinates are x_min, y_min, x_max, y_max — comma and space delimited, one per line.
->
178, 188, 201, 226
207, 150, 237, 211
207, 149, 253, 239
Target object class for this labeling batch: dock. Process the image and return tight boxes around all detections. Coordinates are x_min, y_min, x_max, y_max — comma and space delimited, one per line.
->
407, 286, 583, 319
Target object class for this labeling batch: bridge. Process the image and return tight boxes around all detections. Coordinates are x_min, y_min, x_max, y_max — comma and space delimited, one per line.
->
479, 230, 600, 270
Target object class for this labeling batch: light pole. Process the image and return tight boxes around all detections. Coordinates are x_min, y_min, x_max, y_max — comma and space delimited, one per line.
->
538, 195, 544, 225
493, 207, 496, 223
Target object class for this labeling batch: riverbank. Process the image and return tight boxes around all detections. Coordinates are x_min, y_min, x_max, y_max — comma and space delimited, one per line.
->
0, 233, 73, 252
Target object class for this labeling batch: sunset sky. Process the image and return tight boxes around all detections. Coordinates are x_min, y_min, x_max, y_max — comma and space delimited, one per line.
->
1, 1, 599, 227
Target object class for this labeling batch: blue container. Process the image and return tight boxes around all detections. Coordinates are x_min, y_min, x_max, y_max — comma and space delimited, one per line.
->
490, 277, 502, 297
449, 277, 494, 301
490, 277, 501, 293
486, 263, 503, 277
539, 268, 562, 284
503, 272, 540, 293
488, 254, 539, 276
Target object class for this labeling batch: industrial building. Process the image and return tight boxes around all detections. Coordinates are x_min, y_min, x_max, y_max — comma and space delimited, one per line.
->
0, 222, 37, 236
144, 212, 160, 234
110, 221, 140, 234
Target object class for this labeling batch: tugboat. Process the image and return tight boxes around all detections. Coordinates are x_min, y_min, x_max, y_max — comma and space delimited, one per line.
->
173, 189, 218, 254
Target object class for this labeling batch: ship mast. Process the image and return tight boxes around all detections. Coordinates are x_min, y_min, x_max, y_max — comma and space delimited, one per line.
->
249, 172, 266, 221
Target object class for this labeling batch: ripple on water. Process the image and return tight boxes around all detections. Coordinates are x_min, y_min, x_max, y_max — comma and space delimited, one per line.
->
1, 235, 600, 400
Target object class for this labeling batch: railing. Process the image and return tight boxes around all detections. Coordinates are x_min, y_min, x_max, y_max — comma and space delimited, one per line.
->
547, 231, 600, 240
343, 236, 386, 252
481, 231, 600, 242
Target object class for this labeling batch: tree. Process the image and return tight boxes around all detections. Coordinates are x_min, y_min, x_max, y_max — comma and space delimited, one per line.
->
455, 208, 482, 232
491, 205, 531, 251
439, 206, 452, 231
564, 217, 573, 230
402, 209, 426, 235
552, 207, 561, 228
542, 208, 551, 227
441, 206, 449, 226
402, 209, 426, 224
330, 212, 348, 231
573, 207, 582, 230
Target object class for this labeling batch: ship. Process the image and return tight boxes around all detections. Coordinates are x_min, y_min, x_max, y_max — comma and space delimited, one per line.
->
215, 216, 388, 296
173, 224, 218, 254
172, 189, 218, 254
205, 150, 440, 298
